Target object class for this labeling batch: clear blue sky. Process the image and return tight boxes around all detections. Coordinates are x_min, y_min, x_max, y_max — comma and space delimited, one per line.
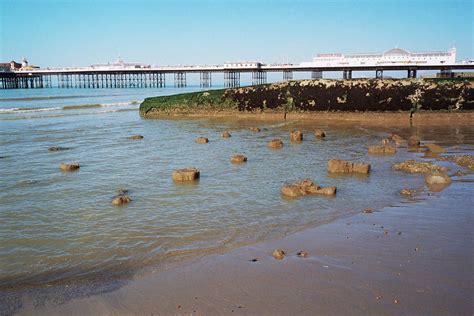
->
0, 0, 472, 67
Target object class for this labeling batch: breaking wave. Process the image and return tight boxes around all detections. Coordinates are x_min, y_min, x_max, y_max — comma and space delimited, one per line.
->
0, 101, 140, 115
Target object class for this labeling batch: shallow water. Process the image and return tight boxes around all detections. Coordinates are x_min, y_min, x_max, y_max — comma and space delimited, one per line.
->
1, 88, 473, 294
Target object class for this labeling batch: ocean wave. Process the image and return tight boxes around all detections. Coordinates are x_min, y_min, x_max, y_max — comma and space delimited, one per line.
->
0, 95, 91, 102
0, 101, 140, 115
0, 107, 63, 114
0, 109, 123, 120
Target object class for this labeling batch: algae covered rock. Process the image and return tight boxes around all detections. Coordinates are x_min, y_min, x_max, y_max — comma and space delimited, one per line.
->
128, 135, 144, 140
327, 159, 371, 174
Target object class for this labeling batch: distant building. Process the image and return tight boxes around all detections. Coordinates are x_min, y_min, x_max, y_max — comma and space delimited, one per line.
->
301, 47, 457, 67
91, 57, 150, 69
0, 61, 21, 72
223, 61, 262, 69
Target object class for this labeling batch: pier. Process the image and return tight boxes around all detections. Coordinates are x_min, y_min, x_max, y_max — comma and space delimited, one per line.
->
1, 48, 473, 89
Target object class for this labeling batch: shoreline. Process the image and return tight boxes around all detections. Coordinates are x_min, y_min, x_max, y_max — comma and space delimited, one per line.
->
18, 173, 473, 315
143, 110, 474, 126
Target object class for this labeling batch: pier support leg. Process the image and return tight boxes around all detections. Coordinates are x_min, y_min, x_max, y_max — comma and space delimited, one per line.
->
158, 73, 165, 87
439, 69, 453, 78
174, 72, 186, 88
311, 70, 322, 79
342, 70, 352, 80
376, 69, 383, 79
283, 70, 293, 81
408, 69, 417, 78
200, 71, 211, 88
224, 71, 240, 88
252, 71, 267, 85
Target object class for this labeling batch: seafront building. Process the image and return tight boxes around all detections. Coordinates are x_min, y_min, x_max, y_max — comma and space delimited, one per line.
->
301, 47, 457, 67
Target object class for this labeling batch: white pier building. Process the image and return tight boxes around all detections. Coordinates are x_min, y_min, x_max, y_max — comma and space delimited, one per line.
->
301, 47, 457, 67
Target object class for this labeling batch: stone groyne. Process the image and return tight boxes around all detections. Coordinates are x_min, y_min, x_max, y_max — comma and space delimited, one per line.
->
140, 79, 473, 116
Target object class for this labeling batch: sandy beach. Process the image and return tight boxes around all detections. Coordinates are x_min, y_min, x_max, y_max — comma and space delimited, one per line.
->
12, 114, 473, 315
144, 111, 474, 127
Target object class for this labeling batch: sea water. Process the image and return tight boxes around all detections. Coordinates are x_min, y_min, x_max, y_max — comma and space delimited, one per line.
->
1, 87, 472, 294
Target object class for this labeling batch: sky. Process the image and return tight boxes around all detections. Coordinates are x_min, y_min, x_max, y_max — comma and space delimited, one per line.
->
0, 0, 472, 68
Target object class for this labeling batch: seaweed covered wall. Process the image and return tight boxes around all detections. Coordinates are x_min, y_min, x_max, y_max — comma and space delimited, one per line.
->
140, 79, 473, 116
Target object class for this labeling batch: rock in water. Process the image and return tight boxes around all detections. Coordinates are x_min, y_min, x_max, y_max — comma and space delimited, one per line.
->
390, 134, 405, 144
327, 159, 371, 174
59, 163, 80, 172
400, 188, 417, 196
195, 137, 209, 144
290, 130, 303, 143
112, 195, 132, 205
221, 131, 231, 138
315, 130, 326, 138
381, 138, 390, 145
267, 139, 284, 149
231, 154, 247, 164
172, 168, 200, 181
425, 143, 445, 153
272, 249, 286, 260
438, 155, 474, 170
49, 146, 69, 152
425, 172, 452, 185
368, 145, 396, 155
408, 136, 421, 147
392, 160, 447, 173
281, 179, 336, 198
249, 127, 261, 132
297, 251, 308, 258
281, 185, 302, 197
128, 135, 144, 140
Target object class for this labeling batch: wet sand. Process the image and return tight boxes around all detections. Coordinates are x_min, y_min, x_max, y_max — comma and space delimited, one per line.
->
144, 110, 474, 126
18, 173, 473, 315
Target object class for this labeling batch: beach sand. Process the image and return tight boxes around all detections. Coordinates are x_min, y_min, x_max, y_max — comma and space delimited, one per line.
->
144, 110, 474, 127
18, 172, 473, 315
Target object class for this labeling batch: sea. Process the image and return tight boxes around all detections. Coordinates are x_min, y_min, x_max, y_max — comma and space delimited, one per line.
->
1, 86, 472, 309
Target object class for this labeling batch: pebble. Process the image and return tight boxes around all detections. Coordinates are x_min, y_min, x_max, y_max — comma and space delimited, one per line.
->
272, 249, 286, 260
296, 251, 308, 258
362, 208, 374, 214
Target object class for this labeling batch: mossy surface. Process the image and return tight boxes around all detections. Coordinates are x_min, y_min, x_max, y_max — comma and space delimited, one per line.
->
140, 79, 474, 115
